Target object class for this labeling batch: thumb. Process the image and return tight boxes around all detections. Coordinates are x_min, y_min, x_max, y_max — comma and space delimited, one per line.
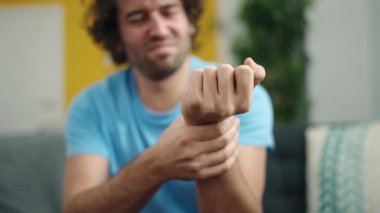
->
244, 57, 266, 87
244, 57, 256, 69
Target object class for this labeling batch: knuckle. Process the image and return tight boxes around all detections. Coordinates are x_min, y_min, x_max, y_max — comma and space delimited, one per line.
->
218, 64, 234, 72
235, 65, 252, 73
235, 65, 253, 79
204, 67, 217, 75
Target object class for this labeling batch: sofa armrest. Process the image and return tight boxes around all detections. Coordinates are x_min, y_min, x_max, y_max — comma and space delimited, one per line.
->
0, 133, 65, 213
264, 124, 307, 213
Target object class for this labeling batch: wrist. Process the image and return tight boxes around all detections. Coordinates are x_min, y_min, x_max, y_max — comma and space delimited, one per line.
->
197, 160, 239, 185
139, 146, 168, 184
113, 148, 166, 193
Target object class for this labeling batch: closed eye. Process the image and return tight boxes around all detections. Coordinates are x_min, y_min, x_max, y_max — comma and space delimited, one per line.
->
125, 10, 147, 24
161, 4, 180, 18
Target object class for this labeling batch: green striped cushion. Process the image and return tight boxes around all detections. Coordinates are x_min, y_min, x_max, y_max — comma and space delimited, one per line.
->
306, 122, 380, 213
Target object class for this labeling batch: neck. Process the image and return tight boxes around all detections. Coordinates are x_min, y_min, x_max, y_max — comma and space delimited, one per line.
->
133, 57, 190, 112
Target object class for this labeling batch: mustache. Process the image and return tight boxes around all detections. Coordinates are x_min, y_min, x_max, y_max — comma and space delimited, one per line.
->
146, 40, 175, 50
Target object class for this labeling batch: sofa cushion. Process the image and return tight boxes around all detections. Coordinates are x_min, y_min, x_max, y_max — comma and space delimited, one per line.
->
0, 133, 65, 213
306, 122, 380, 213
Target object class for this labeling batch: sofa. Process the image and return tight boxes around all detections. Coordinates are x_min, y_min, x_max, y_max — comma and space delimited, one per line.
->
0, 122, 378, 213
264, 124, 307, 213
264, 122, 380, 213
0, 133, 65, 213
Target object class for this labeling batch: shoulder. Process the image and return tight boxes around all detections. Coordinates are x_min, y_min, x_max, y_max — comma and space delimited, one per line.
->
249, 84, 274, 126
68, 70, 127, 112
252, 84, 272, 107
190, 55, 217, 70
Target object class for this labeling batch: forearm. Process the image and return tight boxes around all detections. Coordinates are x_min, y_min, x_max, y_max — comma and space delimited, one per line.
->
196, 160, 262, 213
64, 149, 164, 213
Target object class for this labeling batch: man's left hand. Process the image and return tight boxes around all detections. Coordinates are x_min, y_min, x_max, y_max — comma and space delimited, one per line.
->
181, 57, 266, 125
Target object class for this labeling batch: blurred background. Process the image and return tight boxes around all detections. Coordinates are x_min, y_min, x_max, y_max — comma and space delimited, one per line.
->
0, 1, 379, 213
0, 0, 379, 135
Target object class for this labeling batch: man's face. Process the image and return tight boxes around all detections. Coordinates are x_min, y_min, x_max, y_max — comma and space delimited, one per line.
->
117, 0, 194, 81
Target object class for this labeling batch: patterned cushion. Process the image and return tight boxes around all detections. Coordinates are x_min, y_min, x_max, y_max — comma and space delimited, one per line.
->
306, 122, 380, 213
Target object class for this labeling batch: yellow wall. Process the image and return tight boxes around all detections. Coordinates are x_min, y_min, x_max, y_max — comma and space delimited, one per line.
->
0, 0, 217, 108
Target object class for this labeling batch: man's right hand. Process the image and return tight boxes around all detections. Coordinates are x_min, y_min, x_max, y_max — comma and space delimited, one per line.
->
147, 116, 240, 181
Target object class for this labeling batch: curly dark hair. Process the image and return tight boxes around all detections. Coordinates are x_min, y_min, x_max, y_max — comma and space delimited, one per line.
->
85, 0, 203, 65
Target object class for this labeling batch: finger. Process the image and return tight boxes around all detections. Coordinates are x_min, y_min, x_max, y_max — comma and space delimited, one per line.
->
193, 118, 238, 154
185, 116, 235, 142
244, 57, 256, 70
196, 153, 237, 179
217, 64, 235, 99
244, 57, 266, 86
255, 65, 266, 86
181, 69, 203, 119
185, 69, 203, 99
234, 65, 253, 113
202, 67, 218, 100
198, 130, 239, 168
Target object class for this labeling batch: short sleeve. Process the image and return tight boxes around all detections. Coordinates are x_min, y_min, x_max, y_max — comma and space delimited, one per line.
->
65, 88, 109, 158
237, 84, 275, 148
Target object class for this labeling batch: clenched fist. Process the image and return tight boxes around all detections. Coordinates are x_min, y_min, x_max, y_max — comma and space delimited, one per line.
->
181, 58, 266, 125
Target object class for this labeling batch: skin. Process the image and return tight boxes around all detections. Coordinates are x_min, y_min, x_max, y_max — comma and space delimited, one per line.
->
183, 58, 267, 212
117, 0, 194, 81
63, 0, 268, 212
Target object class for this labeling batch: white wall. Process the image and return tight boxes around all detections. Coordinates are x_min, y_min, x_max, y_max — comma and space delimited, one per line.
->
217, 0, 379, 123
370, 0, 380, 119
0, 5, 64, 135
216, 0, 244, 65
306, 0, 375, 123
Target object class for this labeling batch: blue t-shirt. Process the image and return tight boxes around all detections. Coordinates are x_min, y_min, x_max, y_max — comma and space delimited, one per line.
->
65, 56, 274, 213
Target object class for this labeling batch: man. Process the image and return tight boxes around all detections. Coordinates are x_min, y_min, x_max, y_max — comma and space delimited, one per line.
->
63, 0, 274, 212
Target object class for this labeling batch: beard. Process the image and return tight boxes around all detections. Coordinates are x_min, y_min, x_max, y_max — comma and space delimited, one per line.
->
139, 48, 188, 81
125, 36, 191, 81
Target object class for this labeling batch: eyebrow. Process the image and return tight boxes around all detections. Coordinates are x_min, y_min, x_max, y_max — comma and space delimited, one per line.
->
125, 9, 145, 19
124, 2, 180, 19
161, 2, 179, 9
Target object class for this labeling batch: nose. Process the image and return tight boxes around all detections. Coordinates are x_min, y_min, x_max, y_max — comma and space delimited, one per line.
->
148, 13, 169, 38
